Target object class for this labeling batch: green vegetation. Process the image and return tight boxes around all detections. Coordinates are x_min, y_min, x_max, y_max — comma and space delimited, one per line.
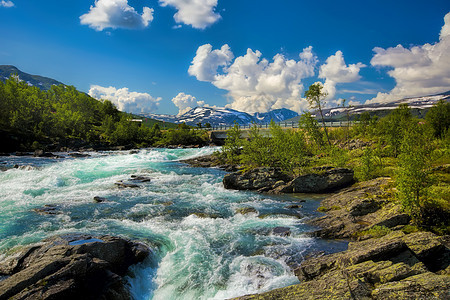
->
218, 84, 450, 233
304, 83, 331, 146
221, 122, 242, 164
0, 76, 208, 151
221, 121, 309, 175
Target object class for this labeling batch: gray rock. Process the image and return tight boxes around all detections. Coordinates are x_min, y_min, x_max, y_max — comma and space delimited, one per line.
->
288, 168, 354, 193
223, 167, 291, 191
285, 204, 302, 209
68, 152, 90, 158
272, 227, 291, 237
32, 205, 61, 215
114, 181, 140, 188
235, 207, 258, 215
33, 150, 59, 158
130, 175, 151, 183
93, 196, 108, 203
0, 234, 150, 300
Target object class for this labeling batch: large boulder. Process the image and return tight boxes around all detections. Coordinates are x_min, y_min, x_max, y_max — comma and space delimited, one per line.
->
0, 234, 150, 300
282, 168, 354, 193
223, 167, 291, 191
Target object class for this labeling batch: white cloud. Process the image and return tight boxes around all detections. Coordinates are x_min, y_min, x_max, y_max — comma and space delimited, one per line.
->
0, 0, 14, 8
159, 0, 221, 29
80, 0, 153, 31
89, 85, 161, 114
319, 50, 365, 100
367, 12, 450, 104
188, 44, 233, 81
440, 12, 450, 40
189, 44, 317, 113
171, 92, 205, 115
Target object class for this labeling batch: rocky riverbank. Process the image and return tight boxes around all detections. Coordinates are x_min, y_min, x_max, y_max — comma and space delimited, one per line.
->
0, 234, 150, 300
232, 178, 450, 299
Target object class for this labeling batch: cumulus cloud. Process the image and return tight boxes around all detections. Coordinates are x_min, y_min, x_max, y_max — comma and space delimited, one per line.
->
188, 44, 233, 81
171, 92, 205, 115
0, 0, 14, 8
159, 0, 221, 29
367, 12, 450, 103
80, 0, 153, 31
189, 44, 317, 113
89, 85, 161, 114
319, 50, 365, 100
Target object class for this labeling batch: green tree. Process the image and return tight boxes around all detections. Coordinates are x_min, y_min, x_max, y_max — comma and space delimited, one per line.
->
358, 147, 376, 181
396, 123, 432, 219
269, 121, 308, 174
341, 98, 352, 141
222, 123, 242, 164
240, 124, 273, 169
305, 83, 331, 146
425, 100, 450, 138
299, 112, 324, 148
377, 104, 412, 157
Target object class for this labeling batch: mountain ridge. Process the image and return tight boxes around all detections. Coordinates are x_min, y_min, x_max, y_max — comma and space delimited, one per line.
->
141, 107, 299, 126
285, 91, 450, 123
0, 65, 64, 90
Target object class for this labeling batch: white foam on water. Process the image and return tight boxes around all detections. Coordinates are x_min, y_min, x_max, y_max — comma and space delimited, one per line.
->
0, 147, 323, 300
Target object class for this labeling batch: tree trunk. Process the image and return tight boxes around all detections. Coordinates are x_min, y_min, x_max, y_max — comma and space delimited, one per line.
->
319, 106, 331, 146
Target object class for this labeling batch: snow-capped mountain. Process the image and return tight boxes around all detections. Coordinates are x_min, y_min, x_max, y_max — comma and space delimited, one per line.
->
254, 108, 299, 123
323, 92, 450, 119
143, 107, 299, 126
285, 91, 450, 122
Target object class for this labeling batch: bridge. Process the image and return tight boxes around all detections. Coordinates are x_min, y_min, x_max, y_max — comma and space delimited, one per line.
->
209, 120, 355, 131
207, 121, 356, 144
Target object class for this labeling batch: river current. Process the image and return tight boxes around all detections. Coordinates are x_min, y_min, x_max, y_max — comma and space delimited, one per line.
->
0, 147, 347, 299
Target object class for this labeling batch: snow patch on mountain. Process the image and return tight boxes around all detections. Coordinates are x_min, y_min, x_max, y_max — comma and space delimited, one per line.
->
142, 107, 299, 126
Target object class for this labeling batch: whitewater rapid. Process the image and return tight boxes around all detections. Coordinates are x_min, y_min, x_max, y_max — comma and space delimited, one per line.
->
0, 148, 346, 299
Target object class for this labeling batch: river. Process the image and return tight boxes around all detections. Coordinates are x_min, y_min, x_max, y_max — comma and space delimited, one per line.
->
0, 147, 347, 299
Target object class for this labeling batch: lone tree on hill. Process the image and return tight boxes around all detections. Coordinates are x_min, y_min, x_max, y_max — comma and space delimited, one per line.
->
305, 83, 331, 146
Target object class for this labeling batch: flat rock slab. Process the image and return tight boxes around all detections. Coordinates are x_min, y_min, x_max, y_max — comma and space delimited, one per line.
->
234, 230, 450, 300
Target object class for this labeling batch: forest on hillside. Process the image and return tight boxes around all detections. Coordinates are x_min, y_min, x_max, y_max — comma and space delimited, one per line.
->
0, 77, 209, 152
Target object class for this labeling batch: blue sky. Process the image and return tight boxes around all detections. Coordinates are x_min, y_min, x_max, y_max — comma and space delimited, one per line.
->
1, 0, 450, 115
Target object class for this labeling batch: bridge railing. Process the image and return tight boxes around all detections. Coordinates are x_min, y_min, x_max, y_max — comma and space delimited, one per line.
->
203, 121, 357, 131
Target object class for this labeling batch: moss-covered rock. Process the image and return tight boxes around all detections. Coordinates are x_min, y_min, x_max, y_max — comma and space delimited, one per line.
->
372, 272, 450, 299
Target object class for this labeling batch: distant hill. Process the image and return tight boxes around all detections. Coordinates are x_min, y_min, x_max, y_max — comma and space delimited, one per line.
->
286, 91, 450, 122
143, 107, 299, 126
0, 65, 64, 90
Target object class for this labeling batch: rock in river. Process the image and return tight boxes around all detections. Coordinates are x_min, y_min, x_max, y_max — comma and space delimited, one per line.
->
223, 167, 354, 194
273, 167, 355, 193
223, 167, 292, 192
0, 234, 150, 300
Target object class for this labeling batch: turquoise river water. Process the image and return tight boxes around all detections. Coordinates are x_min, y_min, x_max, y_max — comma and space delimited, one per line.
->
0, 147, 347, 299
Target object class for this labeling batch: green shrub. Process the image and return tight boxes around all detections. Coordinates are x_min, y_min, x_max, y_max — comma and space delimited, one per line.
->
222, 123, 242, 164
396, 123, 432, 220
299, 112, 325, 149
425, 100, 450, 139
